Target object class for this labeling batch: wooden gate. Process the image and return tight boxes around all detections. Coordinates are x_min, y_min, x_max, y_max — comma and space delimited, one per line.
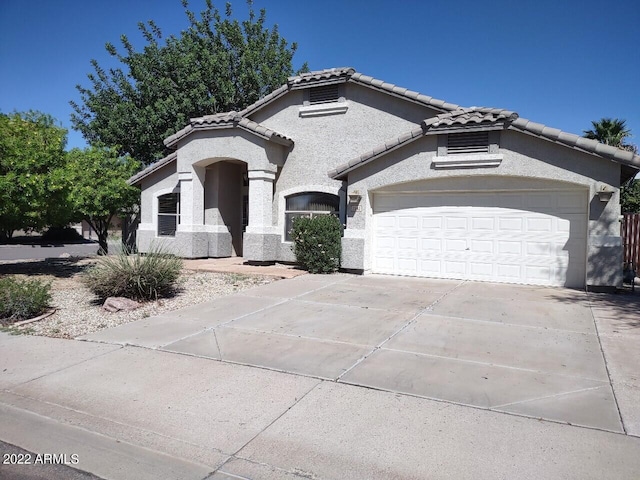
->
622, 213, 640, 267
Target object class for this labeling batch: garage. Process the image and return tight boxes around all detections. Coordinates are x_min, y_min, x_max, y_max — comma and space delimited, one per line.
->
372, 187, 588, 287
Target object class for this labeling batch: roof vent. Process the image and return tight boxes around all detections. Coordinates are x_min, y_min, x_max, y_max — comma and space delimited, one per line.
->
447, 132, 490, 154
309, 84, 340, 104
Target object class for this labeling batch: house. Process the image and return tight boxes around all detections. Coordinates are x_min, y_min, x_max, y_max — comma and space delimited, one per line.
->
128, 67, 640, 289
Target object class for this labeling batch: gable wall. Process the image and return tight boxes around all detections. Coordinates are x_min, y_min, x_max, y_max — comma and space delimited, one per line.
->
249, 83, 441, 222
176, 129, 284, 172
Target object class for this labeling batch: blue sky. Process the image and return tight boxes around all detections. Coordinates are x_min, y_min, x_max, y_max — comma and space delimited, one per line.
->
1, 0, 638, 151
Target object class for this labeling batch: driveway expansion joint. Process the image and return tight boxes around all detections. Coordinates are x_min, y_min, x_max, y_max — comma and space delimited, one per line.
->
491, 385, 607, 409
153, 275, 353, 349
336, 379, 629, 436
4, 344, 122, 390
336, 280, 467, 381
377, 346, 611, 383
586, 293, 628, 435
230, 380, 322, 459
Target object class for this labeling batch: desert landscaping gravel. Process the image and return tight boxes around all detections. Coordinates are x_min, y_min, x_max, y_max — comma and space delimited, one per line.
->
0, 257, 275, 339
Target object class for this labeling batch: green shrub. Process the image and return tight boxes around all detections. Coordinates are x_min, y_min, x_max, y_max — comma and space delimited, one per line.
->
0, 277, 52, 322
84, 244, 183, 300
290, 215, 342, 274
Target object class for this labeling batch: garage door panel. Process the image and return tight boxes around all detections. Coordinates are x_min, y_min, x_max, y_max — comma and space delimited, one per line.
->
526, 217, 553, 232
525, 241, 552, 256
496, 264, 522, 279
376, 237, 395, 249
395, 217, 415, 229
376, 216, 396, 228
397, 237, 418, 250
470, 262, 493, 276
470, 239, 494, 253
421, 238, 442, 251
444, 239, 467, 252
372, 188, 587, 287
498, 241, 522, 255
421, 216, 442, 228
420, 259, 441, 275
444, 261, 466, 275
498, 217, 524, 232
445, 217, 467, 229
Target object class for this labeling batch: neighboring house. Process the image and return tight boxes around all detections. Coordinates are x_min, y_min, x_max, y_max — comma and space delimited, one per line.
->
128, 67, 640, 289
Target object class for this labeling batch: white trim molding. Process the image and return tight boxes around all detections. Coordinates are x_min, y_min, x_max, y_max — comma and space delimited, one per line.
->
299, 102, 349, 118
433, 153, 503, 169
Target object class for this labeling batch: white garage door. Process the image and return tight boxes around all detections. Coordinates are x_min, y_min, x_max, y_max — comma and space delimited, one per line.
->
372, 189, 587, 287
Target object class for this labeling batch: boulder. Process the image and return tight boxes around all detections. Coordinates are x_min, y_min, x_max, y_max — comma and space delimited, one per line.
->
102, 297, 141, 312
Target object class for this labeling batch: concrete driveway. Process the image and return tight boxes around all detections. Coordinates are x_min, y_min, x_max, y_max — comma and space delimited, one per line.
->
2, 273, 639, 479
82, 274, 625, 433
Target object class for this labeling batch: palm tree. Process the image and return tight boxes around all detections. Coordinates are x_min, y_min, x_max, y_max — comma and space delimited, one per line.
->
583, 118, 637, 153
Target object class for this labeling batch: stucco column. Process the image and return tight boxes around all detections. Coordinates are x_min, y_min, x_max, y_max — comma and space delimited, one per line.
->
177, 166, 205, 232
177, 171, 193, 228
243, 169, 278, 263
174, 167, 208, 258
246, 169, 276, 234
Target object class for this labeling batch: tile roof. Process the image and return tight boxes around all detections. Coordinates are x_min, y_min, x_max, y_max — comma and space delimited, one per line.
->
239, 67, 460, 117
166, 67, 460, 146
329, 107, 640, 179
288, 67, 355, 88
128, 151, 177, 185
349, 72, 460, 112
423, 107, 519, 129
164, 111, 293, 148
509, 117, 640, 165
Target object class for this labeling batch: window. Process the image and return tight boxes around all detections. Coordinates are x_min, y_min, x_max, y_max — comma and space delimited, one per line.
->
309, 84, 340, 104
285, 192, 340, 241
158, 193, 180, 237
447, 132, 490, 154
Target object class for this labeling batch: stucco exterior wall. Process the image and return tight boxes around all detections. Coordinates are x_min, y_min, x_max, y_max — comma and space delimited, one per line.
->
139, 162, 178, 225
249, 83, 441, 258
177, 129, 284, 172
137, 161, 181, 254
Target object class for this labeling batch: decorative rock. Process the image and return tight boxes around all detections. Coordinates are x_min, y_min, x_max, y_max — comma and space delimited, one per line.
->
102, 297, 141, 312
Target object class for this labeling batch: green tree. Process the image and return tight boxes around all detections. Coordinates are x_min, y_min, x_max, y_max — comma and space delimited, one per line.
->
66, 146, 141, 254
621, 179, 640, 213
584, 117, 639, 213
583, 118, 637, 152
0, 111, 69, 241
71, 0, 307, 166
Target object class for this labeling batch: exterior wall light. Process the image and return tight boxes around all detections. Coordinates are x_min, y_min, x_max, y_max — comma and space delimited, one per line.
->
597, 184, 614, 202
348, 190, 362, 203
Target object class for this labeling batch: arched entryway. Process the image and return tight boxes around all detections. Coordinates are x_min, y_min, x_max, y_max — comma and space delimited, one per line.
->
203, 160, 248, 256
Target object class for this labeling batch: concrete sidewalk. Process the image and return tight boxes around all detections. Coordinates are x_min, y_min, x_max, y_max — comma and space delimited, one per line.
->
1, 275, 639, 479
183, 257, 306, 279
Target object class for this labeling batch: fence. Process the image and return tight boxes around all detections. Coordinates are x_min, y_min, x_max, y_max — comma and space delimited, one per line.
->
622, 213, 640, 268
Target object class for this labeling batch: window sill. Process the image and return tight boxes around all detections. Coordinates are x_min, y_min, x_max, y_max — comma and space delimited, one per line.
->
433, 153, 503, 169
299, 102, 348, 118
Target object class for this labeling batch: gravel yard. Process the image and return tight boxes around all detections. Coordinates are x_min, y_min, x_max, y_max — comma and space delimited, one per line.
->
0, 257, 275, 339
